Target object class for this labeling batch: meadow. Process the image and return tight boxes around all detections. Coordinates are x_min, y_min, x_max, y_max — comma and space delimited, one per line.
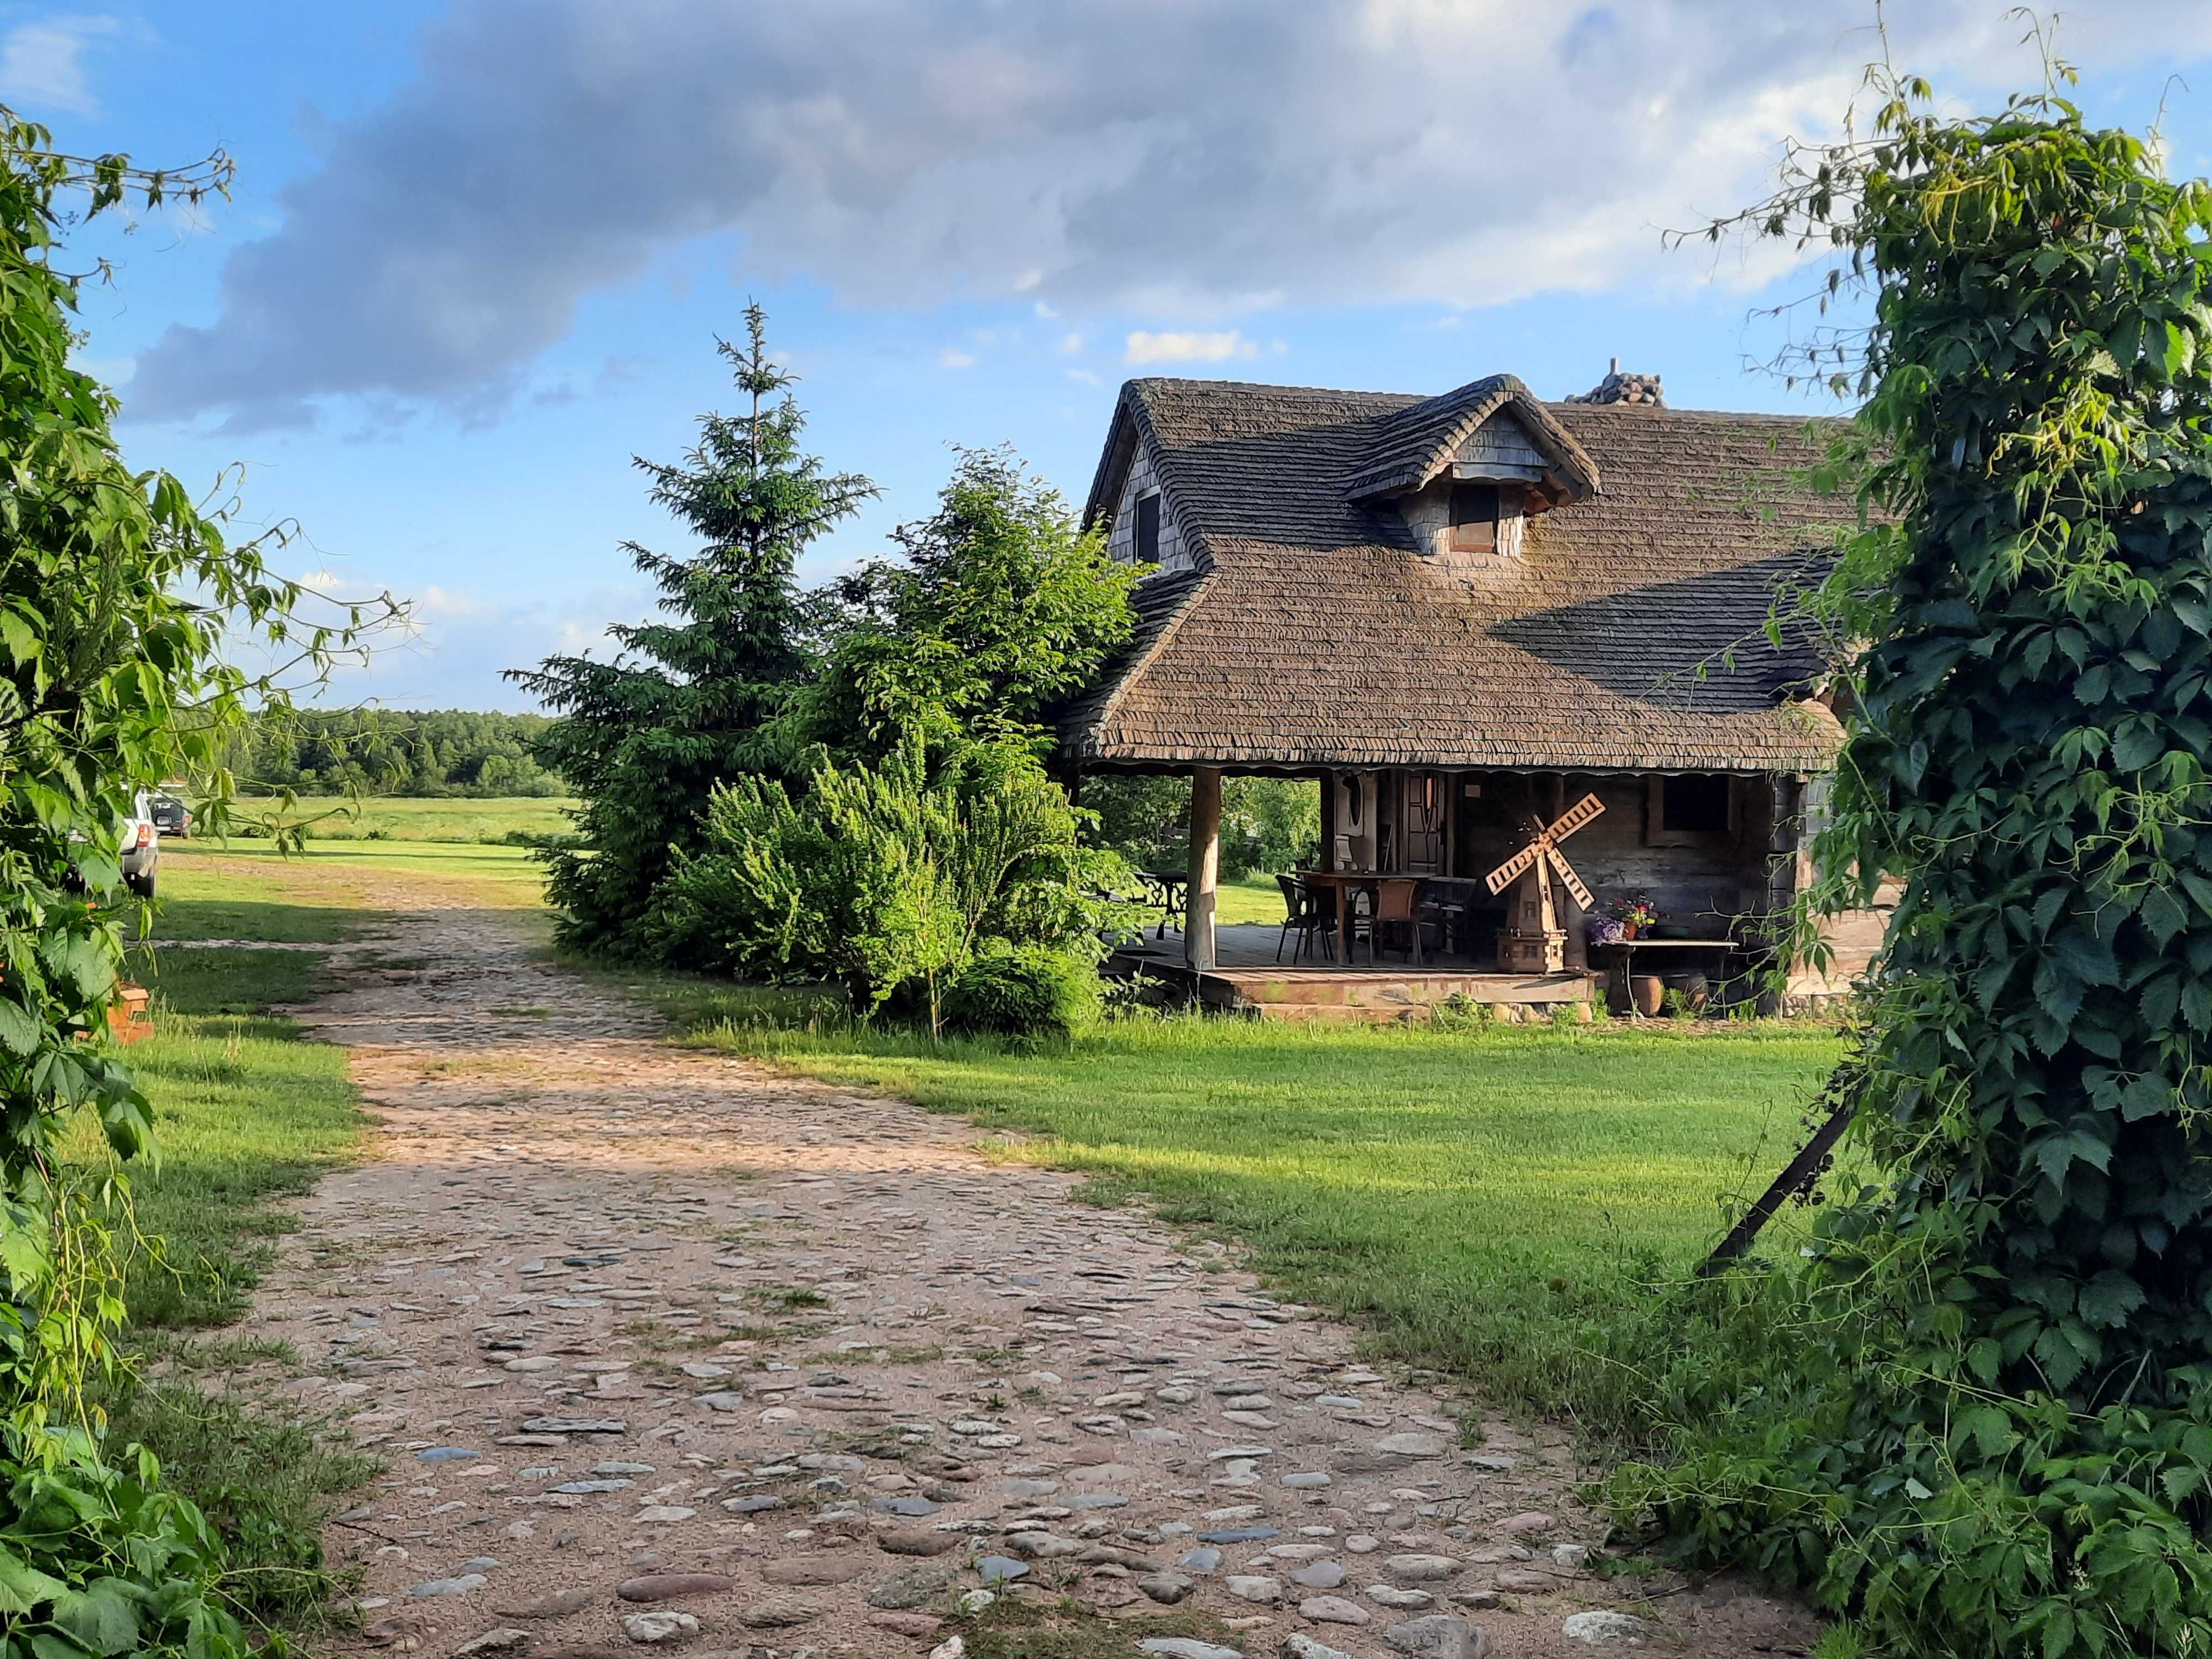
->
221, 792, 573, 844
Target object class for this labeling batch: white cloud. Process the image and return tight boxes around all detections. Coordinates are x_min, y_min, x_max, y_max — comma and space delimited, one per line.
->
938, 347, 977, 368
1124, 329, 1260, 366
127, 1, 2212, 430
0, 14, 120, 115
1058, 331, 1083, 354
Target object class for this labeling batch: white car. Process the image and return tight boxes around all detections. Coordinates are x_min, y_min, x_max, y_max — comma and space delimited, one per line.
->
120, 791, 160, 899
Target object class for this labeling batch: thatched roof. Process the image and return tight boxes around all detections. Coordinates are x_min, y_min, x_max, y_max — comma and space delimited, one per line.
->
1062, 375, 1851, 775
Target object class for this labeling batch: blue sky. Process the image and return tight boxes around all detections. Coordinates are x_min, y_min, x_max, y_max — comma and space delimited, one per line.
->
12, 1, 2212, 710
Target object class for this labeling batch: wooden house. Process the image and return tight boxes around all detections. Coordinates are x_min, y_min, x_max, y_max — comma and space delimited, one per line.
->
1059, 364, 1874, 1018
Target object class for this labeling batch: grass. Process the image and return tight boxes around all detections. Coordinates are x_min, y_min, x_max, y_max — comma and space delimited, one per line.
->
88, 950, 362, 1329
662, 987, 1841, 1435
66, 896, 377, 1635
227, 793, 573, 844
160, 836, 547, 912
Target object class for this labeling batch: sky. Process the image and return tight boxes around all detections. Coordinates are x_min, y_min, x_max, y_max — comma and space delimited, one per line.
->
10, 1, 2212, 711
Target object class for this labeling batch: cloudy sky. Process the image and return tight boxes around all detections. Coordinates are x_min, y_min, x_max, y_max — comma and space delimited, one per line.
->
14, 1, 2212, 708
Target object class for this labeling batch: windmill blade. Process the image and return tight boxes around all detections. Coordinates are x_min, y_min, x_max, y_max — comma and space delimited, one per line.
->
1546, 846, 1594, 910
1485, 844, 1537, 895
1544, 792, 1607, 844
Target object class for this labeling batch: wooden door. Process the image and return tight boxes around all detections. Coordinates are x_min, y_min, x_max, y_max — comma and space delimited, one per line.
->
1402, 772, 1445, 872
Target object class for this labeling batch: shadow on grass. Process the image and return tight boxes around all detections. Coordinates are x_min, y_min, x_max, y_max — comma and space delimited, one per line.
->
147, 895, 382, 945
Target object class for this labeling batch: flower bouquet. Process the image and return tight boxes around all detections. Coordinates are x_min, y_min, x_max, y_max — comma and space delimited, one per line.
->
1587, 915, 1626, 946
1606, 894, 1658, 939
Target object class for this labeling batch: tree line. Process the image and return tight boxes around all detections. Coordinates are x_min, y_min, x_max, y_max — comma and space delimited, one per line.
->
229, 707, 565, 797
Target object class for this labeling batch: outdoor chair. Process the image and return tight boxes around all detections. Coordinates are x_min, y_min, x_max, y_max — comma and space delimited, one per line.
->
1139, 870, 1187, 938
1275, 874, 1335, 964
1349, 878, 1427, 965
1418, 885, 1467, 957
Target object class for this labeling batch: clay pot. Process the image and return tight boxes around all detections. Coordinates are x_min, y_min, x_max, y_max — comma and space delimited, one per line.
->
1630, 975, 1666, 1018
1667, 972, 1711, 1015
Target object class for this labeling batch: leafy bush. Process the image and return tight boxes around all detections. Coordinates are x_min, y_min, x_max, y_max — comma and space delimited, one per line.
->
942, 946, 1102, 1039
650, 738, 1138, 1027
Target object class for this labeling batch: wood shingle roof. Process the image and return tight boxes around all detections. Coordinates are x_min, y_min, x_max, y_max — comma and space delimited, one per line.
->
1063, 376, 1851, 774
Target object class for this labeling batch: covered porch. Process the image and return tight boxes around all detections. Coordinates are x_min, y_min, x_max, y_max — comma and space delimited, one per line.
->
1101, 761, 1806, 1021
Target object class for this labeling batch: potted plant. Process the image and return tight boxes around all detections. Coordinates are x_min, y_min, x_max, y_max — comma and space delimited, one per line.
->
1606, 894, 1658, 940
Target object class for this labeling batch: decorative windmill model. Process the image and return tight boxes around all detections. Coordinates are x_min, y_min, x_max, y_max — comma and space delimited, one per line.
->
1484, 792, 1606, 972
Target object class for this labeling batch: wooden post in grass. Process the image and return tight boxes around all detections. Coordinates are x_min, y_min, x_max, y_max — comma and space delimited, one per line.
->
1188, 766, 1222, 971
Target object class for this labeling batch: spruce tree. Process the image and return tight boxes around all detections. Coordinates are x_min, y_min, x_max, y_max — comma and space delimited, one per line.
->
510, 305, 874, 953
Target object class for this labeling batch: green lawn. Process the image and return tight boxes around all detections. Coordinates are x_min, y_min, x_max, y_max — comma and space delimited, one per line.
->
660, 987, 1841, 1434
226, 792, 573, 844
160, 836, 548, 912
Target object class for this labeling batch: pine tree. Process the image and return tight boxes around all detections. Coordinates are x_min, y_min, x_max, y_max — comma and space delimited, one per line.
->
509, 305, 875, 954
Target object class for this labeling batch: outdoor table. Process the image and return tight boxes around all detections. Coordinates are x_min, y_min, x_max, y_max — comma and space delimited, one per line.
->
1293, 870, 1432, 963
1588, 937, 1741, 1014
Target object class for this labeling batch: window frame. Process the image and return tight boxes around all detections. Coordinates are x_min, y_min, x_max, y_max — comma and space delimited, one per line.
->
1645, 773, 1738, 847
1133, 491, 1162, 565
1449, 482, 1500, 554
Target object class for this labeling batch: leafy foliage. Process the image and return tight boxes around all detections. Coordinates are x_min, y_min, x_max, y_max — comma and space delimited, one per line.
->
0, 105, 394, 1657
509, 304, 874, 954
650, 738, 1135, 1029
1611, 59, 2212, 1659
802, 446, 1139, 760
942, 945, 1103, 1040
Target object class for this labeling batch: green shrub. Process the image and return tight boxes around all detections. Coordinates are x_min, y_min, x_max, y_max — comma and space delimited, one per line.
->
942, 947, 1101, 1038
650, 737, 1139, 1024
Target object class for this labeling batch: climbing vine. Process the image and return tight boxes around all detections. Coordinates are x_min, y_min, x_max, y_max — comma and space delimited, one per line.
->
1612, 52, 2212, 1659
0, 106, 397, 1653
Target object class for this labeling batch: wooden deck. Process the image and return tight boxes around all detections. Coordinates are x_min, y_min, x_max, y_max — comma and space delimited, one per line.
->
1109, 925, 1599, 1023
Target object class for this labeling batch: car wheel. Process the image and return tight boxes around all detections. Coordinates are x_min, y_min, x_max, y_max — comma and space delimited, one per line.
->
127, 868, 156, 900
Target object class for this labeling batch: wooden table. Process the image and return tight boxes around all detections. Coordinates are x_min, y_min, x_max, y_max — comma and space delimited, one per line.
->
1292, 870, 1435, 964
1589, 937, 1742, 1014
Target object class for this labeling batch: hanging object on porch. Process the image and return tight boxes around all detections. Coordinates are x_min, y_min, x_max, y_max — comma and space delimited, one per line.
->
1484, 792, 1606, 972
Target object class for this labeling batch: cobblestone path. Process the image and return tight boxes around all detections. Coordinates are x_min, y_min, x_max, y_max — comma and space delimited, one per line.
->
246, 892, 1814, 1659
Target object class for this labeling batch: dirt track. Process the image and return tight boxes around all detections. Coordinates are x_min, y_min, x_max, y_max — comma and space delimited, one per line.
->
241, 885, 1815, 1659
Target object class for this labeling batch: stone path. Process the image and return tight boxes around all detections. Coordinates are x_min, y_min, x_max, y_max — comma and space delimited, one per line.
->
240, 888, 1815, 1659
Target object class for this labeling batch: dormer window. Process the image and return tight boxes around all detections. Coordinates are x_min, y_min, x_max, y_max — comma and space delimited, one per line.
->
1134, 492, 1161, 564
1451, 483, 1499, 554
1449, 480, 1525, 557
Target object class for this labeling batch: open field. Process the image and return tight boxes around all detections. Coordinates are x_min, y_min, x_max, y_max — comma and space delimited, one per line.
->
656, 982, 1842, 1432
159, 834, 548, 917
222, 792, 573, 843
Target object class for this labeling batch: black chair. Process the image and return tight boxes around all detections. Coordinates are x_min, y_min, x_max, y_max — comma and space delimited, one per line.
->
1275, 875, 1335, 964
1139, 871, 1187, 939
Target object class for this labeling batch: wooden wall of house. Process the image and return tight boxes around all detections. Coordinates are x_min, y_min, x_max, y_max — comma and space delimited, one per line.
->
1106, 440, 1194, 573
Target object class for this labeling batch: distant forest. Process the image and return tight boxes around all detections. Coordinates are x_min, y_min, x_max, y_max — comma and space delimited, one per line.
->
233, 708, 566, 797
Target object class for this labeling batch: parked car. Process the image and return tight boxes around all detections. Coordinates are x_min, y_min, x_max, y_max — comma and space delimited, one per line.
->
121, 792, 159, 899
148, 793, 191, 837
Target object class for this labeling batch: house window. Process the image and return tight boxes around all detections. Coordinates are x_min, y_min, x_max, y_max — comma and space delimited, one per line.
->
1450, 483, 1499, 553
1134, 492, 1161, 564
1647, 773, 1735, 843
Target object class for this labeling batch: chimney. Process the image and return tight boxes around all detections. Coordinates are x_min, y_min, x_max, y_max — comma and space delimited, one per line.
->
1566, 361, 1665, 407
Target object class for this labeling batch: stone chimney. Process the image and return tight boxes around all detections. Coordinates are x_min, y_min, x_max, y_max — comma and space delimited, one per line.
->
1566, 357, 1665, 407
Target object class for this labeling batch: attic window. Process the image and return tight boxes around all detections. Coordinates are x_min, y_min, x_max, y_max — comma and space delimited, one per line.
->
1450, 483, 1499, 553
1134, 492, 1161, 564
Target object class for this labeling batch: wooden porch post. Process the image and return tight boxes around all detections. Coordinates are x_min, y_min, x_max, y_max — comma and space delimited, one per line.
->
1187, 766, 1222, 970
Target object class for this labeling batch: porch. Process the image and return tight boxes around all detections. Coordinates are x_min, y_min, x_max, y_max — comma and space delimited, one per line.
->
1108, 924, 1600, 1022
